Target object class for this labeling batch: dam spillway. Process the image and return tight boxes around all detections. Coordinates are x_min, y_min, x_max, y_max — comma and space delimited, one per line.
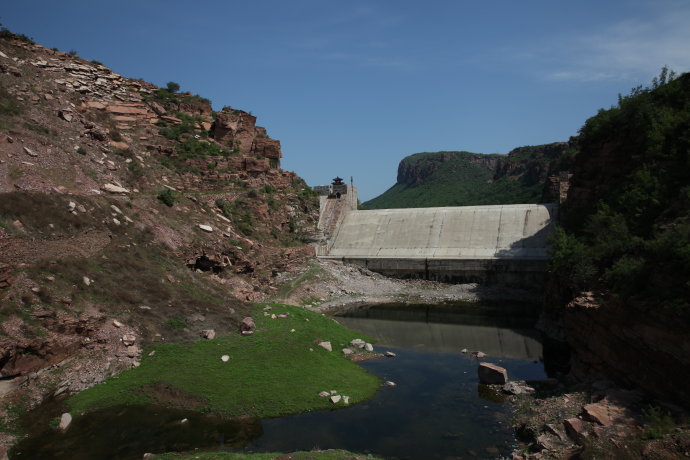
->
315, 181, 557, 285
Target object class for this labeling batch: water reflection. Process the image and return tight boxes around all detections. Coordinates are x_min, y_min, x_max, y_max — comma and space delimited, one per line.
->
11, 406, 262, 460
337, 305, 543, 360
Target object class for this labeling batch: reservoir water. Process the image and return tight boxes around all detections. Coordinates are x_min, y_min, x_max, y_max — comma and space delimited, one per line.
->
12, 304, 548, 460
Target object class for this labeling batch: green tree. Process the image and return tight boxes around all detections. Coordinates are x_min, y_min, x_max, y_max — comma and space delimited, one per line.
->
166, 81, 180, 93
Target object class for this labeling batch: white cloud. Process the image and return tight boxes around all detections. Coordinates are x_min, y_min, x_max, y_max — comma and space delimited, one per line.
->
535, 5, 690, 82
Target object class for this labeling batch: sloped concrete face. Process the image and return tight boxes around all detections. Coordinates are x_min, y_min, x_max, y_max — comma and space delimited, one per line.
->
321, 204, 557, 285
327, 204, 557, 260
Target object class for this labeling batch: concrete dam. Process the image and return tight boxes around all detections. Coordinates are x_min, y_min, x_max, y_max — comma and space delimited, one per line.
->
315, 178, 557, 285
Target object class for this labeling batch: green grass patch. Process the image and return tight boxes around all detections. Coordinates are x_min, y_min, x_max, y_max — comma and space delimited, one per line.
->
68, 304, 379, 418
157, 449, 383, 460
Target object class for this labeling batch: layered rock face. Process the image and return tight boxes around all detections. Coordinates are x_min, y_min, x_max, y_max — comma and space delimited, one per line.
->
211, 107, 282, 164
564, 296, 690, 406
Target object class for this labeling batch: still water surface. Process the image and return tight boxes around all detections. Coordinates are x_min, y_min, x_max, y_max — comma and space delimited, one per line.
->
12, 304, 546, 460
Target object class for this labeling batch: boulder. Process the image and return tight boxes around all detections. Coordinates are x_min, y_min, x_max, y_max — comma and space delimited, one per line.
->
58, 412, 72, 431
23, 146, 38, 157
330, 395, 341, 404
350, 339, 365, 348
102, 183, 130, 194
221, 355, 230, 362
502, 381, 535, 395
342, 348, 354, 355
109, 141, 130, 151
240, 317, 255, 335
563, 417, 586, 443
478, 362, 508, 384
200, 329, 215, 340
364, 343, 374, 352
583, 403, 612, 426
385, 351, 397, 358
198, 224, 213, 232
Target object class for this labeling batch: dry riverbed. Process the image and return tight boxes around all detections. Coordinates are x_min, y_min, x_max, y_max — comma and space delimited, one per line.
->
272, 259, 541, 313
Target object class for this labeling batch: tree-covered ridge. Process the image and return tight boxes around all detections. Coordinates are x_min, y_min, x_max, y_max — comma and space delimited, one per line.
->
550, 69, 690, 310
363, 144, 568, 209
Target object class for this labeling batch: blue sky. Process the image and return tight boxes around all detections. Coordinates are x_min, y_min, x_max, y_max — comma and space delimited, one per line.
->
3, 1, 690, 200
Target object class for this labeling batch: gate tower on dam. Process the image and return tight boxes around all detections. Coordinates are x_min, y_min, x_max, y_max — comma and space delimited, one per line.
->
314, 177, 558, 286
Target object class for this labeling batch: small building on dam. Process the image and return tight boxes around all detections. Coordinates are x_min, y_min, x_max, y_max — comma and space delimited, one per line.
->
314, 177, 558, 286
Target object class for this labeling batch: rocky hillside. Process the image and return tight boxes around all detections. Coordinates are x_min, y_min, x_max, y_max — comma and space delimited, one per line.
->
362, 142, 573, 209
0, 31, 319, 434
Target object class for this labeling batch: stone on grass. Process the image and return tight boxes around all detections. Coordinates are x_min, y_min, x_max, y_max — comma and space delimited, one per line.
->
240, 317, 255, 335
58, 412, 72, 431
318, 341, 332, 352
198, 224, 213, 232
478, 362, 508, 384
350, 339, 366, 348
343, 396, 350, 405
200, 329, 215, 339
364, 343, 374, 352
318, 391, 330, 397
82, 276, 91, 286
330, 395, 341, 404
221, 355, 230, 362
342, 348, 354, 355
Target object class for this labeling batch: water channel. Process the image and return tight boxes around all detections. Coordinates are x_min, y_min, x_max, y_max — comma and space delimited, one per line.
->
12, 303, 550, 460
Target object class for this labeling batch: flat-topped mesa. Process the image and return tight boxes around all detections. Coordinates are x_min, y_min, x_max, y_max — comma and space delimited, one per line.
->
210, 107, 282, 168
